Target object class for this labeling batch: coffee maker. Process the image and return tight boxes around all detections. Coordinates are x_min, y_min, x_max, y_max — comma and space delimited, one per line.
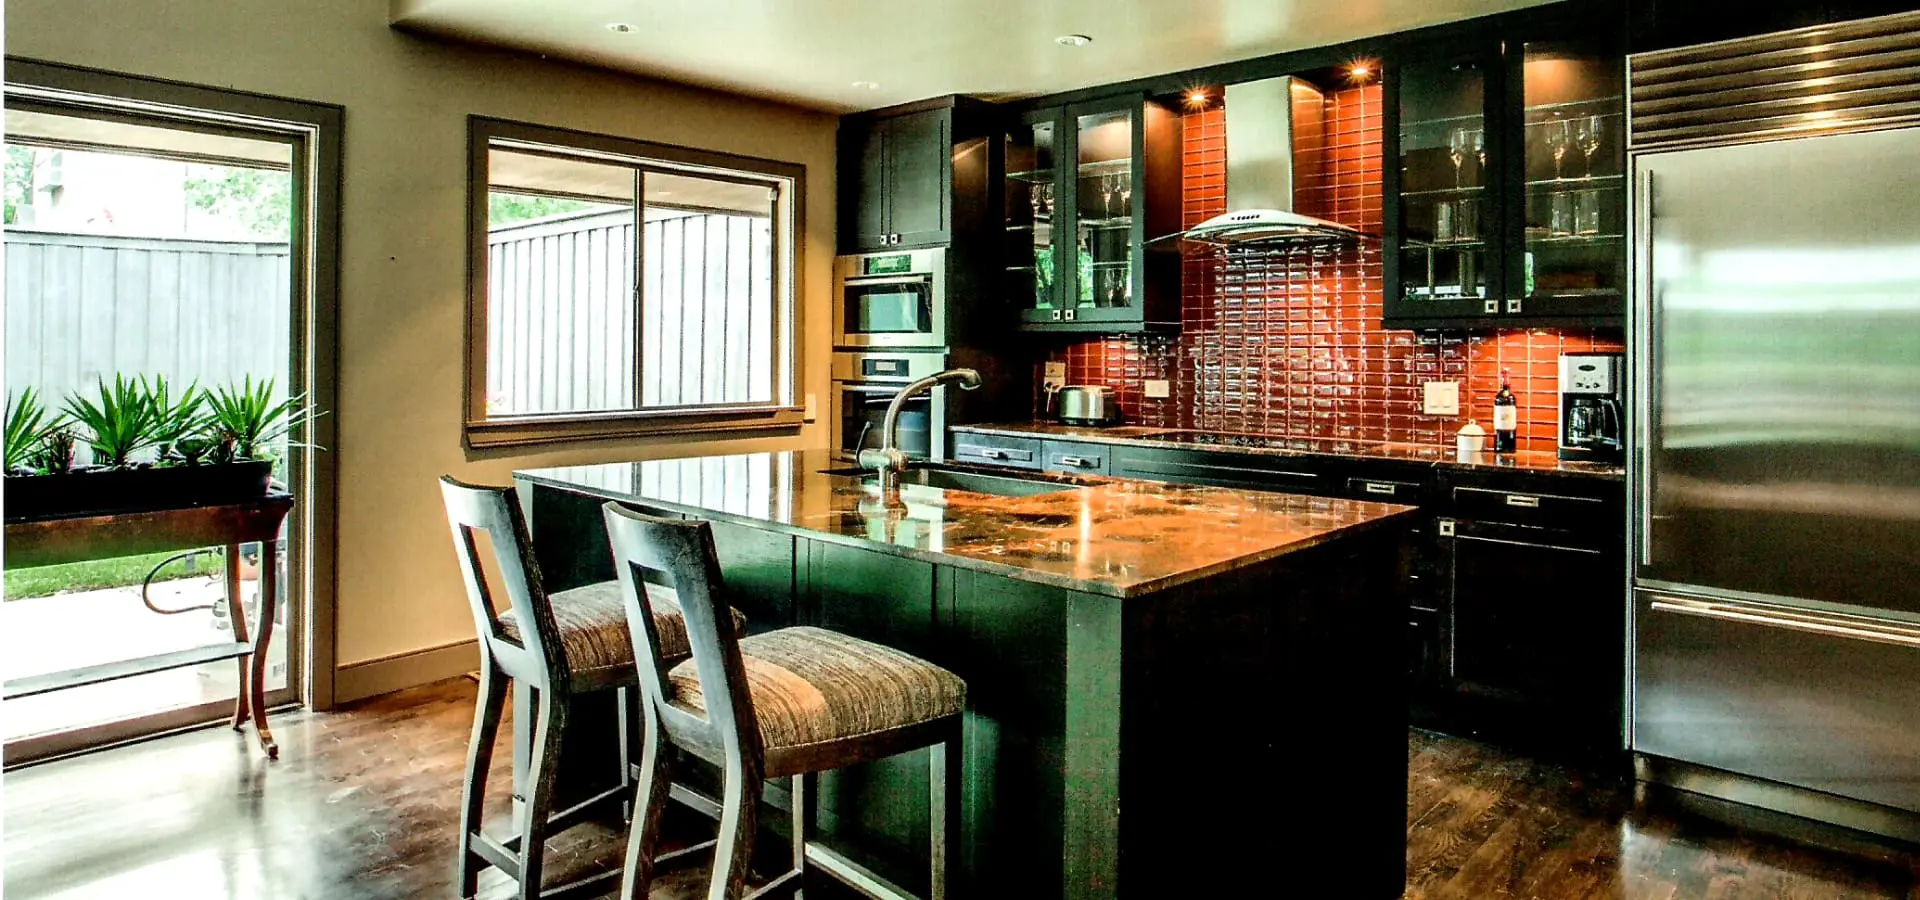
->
1558, 353, 1624, 462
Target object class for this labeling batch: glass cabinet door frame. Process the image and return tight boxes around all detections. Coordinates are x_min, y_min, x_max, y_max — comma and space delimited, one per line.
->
1384, 42, 1511, 325
1013, 105, 1067, 325
1505, 25, 1626, 321
1058, 95, 1147, 327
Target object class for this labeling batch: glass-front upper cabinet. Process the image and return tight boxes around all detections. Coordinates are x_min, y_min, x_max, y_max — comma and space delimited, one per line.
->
1515, 39, 1625, 318
1384, 14, 1626, 329
1391, 51, 1504, 321
1008, 97, 1181, 333
1004, 111, 1060, 318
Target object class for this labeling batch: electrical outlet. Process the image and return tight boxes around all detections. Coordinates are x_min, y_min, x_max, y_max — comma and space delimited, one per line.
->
1043, 362, 1068, 391
1143, 379, 1171, 399
1423, 380, 1460, 415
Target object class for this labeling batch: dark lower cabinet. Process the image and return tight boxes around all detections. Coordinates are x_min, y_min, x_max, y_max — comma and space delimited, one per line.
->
1427, 470, 1626, 760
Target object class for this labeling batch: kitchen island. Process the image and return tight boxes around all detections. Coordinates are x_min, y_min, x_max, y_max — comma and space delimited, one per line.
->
516, 449, 1417, 899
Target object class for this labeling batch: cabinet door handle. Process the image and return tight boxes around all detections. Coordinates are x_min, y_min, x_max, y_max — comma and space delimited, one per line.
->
1483, 299, 1498, 314
1058, 456, 1093, 468
1363, 482, 1398, 495
1504, 494, 1541, 508
1050, 310, 1063, 321
1437, 518, 1456, 537
1063, 309, 1077, 321
1506, 298, 1523, 313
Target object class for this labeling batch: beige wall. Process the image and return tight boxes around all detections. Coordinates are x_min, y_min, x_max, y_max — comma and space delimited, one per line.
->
5, 0, 836, 697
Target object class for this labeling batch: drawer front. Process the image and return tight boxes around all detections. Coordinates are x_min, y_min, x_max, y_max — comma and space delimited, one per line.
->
951, 433, 1042, 469
1344, 477, 1423, 503
1451, 485, 1613, 533
1111, 447, 1331, 495
1041, 441, 1110, 475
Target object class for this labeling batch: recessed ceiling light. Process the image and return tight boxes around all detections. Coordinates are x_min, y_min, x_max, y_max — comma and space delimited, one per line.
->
1055, 34, 1093, 47
1185, 89, 1210, 107
851, 80, 881, 90
1348, 61, 1375, 79
606, 22, 634, 33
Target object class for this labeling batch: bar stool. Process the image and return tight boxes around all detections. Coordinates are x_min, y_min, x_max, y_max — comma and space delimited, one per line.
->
601, 502, 965, 900
437, 477, 744, 900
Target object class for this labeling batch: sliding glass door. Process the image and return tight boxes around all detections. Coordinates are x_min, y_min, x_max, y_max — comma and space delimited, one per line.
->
2, 73, 335, 764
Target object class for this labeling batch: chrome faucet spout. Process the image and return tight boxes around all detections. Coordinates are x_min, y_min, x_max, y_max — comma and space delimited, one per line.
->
856, 368, 982, 492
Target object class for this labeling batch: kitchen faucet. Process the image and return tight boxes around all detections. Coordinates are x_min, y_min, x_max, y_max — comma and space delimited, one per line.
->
856, 367, 982, 495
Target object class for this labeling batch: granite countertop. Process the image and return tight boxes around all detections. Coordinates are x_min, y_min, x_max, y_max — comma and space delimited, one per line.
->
517, 449, 1417, 599
953, 423, 1626, 479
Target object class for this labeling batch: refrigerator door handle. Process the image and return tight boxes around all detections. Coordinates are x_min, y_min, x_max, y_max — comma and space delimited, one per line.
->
1649, 596, 1920, 650
1632, 165, 1658, 568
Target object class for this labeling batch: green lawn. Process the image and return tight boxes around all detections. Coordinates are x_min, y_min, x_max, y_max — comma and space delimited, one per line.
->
4, 550, 221, 600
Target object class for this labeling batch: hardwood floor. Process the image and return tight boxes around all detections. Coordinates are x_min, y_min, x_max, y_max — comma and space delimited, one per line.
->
4, 678, 1917, 899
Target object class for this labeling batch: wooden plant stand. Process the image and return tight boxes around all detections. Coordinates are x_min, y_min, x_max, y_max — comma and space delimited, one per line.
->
3, 494, 295, 759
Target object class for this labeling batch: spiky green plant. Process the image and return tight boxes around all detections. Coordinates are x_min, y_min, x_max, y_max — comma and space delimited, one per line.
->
63, 375, 161, 468
145, 375, 207, 462
5, 388, 62, 472
205, 377, 321, 462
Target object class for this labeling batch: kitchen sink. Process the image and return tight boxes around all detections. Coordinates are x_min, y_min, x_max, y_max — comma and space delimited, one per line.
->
820, 465, 1076, 498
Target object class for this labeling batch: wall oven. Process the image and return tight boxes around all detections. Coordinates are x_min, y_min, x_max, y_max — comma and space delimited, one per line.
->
832, 350, 950, 461
833, 248, 946, 349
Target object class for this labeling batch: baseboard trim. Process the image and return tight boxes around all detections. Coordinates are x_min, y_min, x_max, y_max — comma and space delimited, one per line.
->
335, 639, 478, 704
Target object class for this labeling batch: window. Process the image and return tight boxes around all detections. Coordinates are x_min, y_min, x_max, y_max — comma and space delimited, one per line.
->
467, 118, 802, 447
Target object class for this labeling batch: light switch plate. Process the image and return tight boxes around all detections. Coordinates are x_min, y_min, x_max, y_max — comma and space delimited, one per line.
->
1423, 381, 1460, 415
1143, 379, 1171, 399
1043, 362, 1068, 391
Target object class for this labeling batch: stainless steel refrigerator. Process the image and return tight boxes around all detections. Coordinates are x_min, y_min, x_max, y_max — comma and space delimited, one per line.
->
1628, 11, 1920, 837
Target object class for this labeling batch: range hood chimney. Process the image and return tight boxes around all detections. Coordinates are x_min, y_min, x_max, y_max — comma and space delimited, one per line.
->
1161, 76, 1368, 248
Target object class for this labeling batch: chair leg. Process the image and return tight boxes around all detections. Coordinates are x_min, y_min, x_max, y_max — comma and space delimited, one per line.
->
517, 686, 568, 900
791, 774, 810, 897
459, 663, 509, 899
619, 703, 673, 900
709, 758, 763, 900
930, 731, 961, 900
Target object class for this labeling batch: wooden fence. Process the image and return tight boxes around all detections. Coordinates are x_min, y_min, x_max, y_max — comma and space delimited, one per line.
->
485, 208, 774, 416
4, 230, 291, 406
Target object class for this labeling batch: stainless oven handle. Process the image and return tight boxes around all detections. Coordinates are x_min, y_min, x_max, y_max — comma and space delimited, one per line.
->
841, 275, 931, 288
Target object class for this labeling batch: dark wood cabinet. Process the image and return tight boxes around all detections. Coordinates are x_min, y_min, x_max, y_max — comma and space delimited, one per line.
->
1384, 12, 1626, 329
838, 105, 955, 253
1004, 96, 1182, 334
1109, 446, 1340, 496
1428, 469, 1626, 758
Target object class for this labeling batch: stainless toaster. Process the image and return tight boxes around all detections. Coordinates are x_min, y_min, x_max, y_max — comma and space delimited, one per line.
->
1055, 385, 1120, 426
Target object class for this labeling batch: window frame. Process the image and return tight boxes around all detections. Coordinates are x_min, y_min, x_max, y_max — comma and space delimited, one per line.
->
465, 116, 805, 448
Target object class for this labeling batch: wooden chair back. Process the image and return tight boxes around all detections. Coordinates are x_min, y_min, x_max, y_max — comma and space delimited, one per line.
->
438, 476, 567, 687
600, 501, 763, 766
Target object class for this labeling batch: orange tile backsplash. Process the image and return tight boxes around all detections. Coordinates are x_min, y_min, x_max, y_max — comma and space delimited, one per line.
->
1045, 82, 1623, 454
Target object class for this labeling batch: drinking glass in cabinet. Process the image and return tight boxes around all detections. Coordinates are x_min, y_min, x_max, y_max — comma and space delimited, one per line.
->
1577, 115, 1604, 180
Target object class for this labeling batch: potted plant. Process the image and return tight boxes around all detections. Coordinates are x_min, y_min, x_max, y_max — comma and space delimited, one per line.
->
2, 375, 321, 522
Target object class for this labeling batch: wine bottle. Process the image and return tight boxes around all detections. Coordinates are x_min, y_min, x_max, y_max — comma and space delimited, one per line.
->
1493, 369, 1519, 454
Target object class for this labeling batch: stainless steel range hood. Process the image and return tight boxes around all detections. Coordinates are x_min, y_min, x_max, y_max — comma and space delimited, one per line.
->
1158, 76, 1368, 248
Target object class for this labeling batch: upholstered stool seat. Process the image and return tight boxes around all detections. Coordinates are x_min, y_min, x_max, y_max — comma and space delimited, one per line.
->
666, 626, 965, 768
499, 581, 746, 673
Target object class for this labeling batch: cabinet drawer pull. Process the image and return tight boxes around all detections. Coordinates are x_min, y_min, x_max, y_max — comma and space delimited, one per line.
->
1504, 494, 1541, 508
1363, 482, 1397, 495
1057, 455, 1096, 468
978, 449, 1006, 460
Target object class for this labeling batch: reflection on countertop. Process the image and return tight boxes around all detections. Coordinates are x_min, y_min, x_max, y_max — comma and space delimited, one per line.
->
953, 422, 1626, 479
517, 449, 1418, 599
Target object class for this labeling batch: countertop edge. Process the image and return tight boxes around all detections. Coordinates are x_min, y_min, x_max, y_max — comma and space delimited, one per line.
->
514, 470, 1420, 599
951, 423, 1626, 480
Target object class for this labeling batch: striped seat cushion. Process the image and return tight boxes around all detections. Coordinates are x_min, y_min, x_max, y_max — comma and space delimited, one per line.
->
667, 627, 965, 751
499, 582, 745, 673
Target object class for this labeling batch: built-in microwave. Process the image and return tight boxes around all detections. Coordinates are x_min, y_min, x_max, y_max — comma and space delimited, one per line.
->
833, 248, 946, 349
831, 350, 950, 461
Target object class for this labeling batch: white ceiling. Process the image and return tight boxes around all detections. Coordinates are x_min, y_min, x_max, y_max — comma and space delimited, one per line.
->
390, 0, 1556, 112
